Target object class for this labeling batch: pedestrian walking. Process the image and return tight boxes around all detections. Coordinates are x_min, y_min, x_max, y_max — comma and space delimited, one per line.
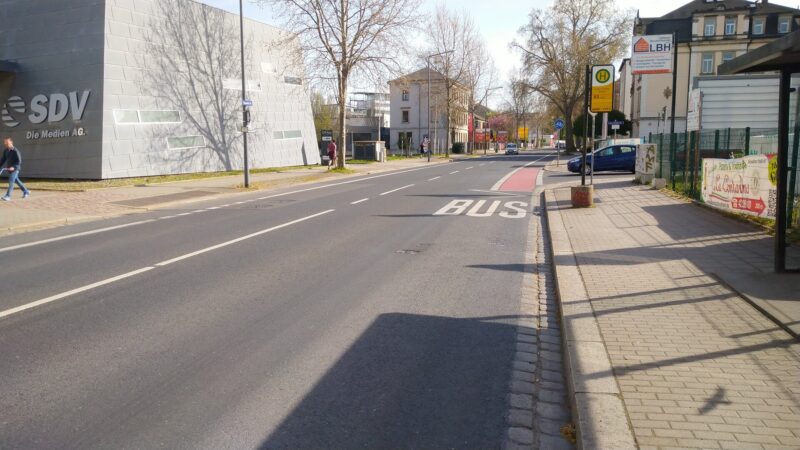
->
327, 139, 337, 170
1, 137, 30, 201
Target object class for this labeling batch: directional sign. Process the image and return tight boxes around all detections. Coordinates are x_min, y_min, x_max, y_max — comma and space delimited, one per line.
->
554, 119, 565, 130
242, 99, 253, 107
321, 129, 333, 142
590, 65, 615, 113
609, 120, 625, 126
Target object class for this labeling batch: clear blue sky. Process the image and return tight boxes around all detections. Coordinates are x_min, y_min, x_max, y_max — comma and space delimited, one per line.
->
199, 0, 798, 104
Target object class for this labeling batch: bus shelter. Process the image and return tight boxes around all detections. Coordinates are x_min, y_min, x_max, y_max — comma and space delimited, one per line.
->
720, 31, 800, 273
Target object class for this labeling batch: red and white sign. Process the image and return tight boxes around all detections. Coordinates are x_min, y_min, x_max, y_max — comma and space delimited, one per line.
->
701, 154, 778, 219
632, 35, 674, 75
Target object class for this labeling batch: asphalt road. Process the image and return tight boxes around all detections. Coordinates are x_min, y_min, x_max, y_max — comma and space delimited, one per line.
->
0, 150, 557, 449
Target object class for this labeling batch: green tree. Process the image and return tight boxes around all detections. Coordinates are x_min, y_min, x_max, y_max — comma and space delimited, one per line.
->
310, 91, 334, 142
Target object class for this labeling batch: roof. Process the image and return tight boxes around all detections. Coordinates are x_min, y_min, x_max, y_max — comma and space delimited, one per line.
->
719, 29, 800, 74
389, 68, 465, 87
650, 0, 797, 20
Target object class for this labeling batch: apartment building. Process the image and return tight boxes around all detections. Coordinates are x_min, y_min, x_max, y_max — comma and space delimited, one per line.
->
388, 69, 470, 153
631, 0, 800, 138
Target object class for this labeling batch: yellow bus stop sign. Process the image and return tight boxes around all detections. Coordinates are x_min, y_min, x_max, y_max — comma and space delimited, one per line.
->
591, 65, 615, 113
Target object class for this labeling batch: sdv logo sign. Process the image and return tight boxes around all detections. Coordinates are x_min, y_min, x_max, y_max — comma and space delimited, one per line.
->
1, 90, 91, 128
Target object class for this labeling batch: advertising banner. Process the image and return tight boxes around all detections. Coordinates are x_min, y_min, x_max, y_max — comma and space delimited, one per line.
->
701, 155, 778, 219
632, 35, 674, 75
591, 65, 614, 113
518, 127, 529, 141
475, 129, 487, 143
497, 131, 508, 143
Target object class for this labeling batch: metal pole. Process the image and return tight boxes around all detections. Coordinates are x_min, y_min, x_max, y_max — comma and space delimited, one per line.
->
239, 0, 249, 188
776, 69, 791, 272
427, 57, 431, 162
582, 65, 589, 186
669, 32, 679, 142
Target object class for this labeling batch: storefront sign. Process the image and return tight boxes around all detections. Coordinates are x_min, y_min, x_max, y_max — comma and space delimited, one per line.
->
631, 35, 673, 75
3, 90, 92, 140
701, 154, 778, 219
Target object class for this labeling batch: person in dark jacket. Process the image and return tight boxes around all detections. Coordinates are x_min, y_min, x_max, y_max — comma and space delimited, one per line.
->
1, 137, 30, 201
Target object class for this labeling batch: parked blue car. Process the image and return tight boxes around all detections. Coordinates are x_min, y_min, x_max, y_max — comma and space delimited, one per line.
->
567, 145, 637, 175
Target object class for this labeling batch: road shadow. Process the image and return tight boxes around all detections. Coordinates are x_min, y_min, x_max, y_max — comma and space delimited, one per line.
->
260, 313, 525, 449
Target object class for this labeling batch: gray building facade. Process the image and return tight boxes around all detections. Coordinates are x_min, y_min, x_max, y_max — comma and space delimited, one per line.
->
0, 0, 319, 179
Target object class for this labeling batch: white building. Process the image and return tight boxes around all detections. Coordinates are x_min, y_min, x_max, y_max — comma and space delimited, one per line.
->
388, 69, 469, 154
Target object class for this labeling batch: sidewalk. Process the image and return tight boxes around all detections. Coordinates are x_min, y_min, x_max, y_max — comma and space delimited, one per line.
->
545, 178, 800, 449
0, 157, 453, 236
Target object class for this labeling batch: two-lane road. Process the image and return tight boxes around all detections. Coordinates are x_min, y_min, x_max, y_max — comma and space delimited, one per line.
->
0, 151, 557, 449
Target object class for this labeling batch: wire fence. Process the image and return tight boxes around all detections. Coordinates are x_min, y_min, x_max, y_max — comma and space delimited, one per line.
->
649, 127, 800, 231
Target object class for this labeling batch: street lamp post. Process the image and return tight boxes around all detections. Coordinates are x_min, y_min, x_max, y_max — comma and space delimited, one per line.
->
239, 0, 250, 188
427, 50, 454, 162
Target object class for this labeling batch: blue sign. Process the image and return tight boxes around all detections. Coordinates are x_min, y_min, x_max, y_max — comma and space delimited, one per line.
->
609, 120, 625, 126
242, 99, 253, 107
554, 119, 565, 130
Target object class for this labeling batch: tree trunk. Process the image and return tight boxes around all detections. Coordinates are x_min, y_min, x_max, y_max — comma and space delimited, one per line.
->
564, 114, 575, 152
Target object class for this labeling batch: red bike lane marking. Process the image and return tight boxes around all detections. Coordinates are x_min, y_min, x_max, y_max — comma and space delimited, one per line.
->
499, 168, 540, 192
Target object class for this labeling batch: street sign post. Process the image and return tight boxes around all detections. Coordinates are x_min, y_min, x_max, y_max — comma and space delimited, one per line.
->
590, 65, 615, 113
321, 129, 333, 142
242, 99, 253, 107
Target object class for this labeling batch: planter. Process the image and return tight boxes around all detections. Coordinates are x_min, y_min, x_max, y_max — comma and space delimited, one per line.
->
571, 185, 594, 208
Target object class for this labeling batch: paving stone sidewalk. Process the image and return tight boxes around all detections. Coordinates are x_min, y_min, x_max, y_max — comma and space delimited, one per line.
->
548, 179, 800, 450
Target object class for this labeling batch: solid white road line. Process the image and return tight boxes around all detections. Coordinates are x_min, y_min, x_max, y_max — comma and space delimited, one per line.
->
351, 198, 369, 205
0, 210, 336, 321
0, 164, 442, 255
379, 184, 415, 196
428, 176, 441, 181
490, 151, 555, 191
0, 267, 156, 320
0, 220, 157, 254
155, 209, 334, 267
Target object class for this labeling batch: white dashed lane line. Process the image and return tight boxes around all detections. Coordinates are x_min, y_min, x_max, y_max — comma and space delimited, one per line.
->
379, 184, 415, 196
0, 209, 336, 321
450, 171, 459, 175
428, 176, 441, 181
465, 167, 474, 170
351, 198, 369, 205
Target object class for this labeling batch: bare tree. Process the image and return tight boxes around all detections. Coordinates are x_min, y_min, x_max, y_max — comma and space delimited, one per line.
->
512, 0, 632, 152
259, 0, 420, 168
464, 40, 498, 153
424, 5, 482, 156
505, 71, 535, 145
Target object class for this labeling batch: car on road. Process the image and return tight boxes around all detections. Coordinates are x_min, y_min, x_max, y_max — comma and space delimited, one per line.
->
505, 143, 519, 155
555, 140, 566, 150
567, 144, 637, 175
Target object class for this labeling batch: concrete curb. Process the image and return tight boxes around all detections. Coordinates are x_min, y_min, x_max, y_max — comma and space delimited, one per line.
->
542, 188, 637, 450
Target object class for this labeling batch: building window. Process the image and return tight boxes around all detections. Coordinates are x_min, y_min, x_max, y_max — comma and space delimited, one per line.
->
114, 109, 182, 124
701, 52, 715, 74
402, 90, 409, 101
167, 135, 205, 150
722, 51, 736, 64
401, 109, 409, 123
284, 76, 303, 85
273, 130, 302, 140
704, 17, 716, 36
752, 17, 765, 35
779, 16, 791, 34
724, 17, 736, 35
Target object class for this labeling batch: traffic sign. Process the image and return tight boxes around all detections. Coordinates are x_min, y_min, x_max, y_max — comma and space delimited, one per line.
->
321, 129, 333, 142
554, 119, 565, 130
609, 120, 625, 126
242, 99, 253, 107
590, 65, 614, 113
